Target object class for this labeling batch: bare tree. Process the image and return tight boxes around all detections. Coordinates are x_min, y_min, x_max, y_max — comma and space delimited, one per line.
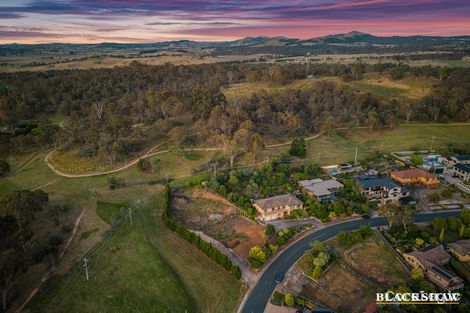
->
93, 102, 105, 120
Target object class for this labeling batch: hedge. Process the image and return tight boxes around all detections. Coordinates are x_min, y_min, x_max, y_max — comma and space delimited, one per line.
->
162, 185, 242, 279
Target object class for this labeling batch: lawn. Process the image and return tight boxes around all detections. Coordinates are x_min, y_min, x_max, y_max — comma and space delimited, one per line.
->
96, 200, 129, 225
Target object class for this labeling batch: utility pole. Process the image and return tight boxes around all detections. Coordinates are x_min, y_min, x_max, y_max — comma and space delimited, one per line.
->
379, 142, 383, 154
129, 207, 133, 226
354, 147, 358, 165
430, 136, 435, 151
83, 258, 89, 281
213, 163, 217, 179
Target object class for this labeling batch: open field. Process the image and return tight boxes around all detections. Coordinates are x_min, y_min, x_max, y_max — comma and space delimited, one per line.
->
0, 53, 263, 73
223, 73, 435, 103
2, 150, 243, 313
267, 124, 470, 166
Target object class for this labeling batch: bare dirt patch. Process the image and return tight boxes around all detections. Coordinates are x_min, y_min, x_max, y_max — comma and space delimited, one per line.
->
304, 263, 376, 312
342, 235, 409, 288
172, 188, 266, 259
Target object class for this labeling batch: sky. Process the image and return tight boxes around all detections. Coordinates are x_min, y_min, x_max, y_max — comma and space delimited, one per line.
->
0, 0, 469, 44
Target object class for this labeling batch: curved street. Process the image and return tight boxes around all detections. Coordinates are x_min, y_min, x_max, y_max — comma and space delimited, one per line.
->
240, 211, 461, 313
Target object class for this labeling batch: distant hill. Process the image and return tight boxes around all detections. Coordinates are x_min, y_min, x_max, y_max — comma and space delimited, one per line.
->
1, 31, 470, 57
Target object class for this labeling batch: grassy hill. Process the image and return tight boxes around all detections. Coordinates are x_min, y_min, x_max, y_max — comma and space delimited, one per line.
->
1, 152, 243, 313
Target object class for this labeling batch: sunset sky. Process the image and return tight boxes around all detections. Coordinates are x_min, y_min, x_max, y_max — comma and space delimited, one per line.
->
0, 0, 469, 44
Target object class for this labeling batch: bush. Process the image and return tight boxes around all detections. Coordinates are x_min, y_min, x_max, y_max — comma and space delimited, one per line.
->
270, 291, 284, 306
265, 224, 275, 236
289, 137, 306, 158
248, 246, 267, 269
284, 294, 295, 308
276, 237, 286, 246
137, 158, 152, 172
49, 234, 64, 246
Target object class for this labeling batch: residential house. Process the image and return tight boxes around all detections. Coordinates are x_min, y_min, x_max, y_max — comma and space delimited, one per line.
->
355, 175, 410, 206
421, 155, 446, 174
404, 246, 464, 291
442, 155, 470, 167
253, 194, 303, 222
390, 168, 440, 187
449, 164, 470, 182
448, 240, 470, 262
298, 178, 344, 201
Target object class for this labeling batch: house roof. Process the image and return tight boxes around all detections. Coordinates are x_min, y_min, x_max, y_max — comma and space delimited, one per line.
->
253, 194, 303, 210
356, 177, 398, 190
449, 240, 470, 256
455, 163, 470, 173
391, 168, 438, 180
455, 155, 470, 161
299, 179, 344, 197
407, 246, 450, 269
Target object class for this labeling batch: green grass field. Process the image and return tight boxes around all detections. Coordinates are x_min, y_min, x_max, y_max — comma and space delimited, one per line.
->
2, 150, 243, 313
267, 124, 470, 165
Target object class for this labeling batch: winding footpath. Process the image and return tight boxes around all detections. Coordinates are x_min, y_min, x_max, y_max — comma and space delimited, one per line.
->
240, 211, 461, 313
43, 132, 327, 178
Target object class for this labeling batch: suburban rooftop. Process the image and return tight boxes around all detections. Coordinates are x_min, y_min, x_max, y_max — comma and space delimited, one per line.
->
253, 194, 303, 210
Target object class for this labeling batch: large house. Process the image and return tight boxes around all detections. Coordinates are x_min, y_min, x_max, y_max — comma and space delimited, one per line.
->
298, 178, 344, 201
448, 240, 470, 262
442, 155, 470, 167
404, 246, 464, 291
449, 164, 470, 182
253, 194, 303, 222
390, 168, 440, 187
355, 175, 409, 206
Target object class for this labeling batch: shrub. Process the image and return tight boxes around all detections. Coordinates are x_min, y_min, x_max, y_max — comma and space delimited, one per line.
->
248, 246, 267, 269
270, 291, 284, 306
411, 267, 424, 282
289, 137, 306, 158
49, 234, 64, 246
276, 237, 286, 246
265, 224, 275, 236
137, 159, 152, 172
447, 216, 462, 231
284, 294, 295, 308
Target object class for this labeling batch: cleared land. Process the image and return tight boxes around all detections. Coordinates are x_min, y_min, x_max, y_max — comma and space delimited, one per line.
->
340, 234, 409, 288
171, 188, 265, 258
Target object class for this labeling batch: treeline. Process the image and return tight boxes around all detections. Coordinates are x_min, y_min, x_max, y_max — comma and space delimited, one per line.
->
0, 62, 469, 162
161, 186, 242, 279
0, 189, 71, 311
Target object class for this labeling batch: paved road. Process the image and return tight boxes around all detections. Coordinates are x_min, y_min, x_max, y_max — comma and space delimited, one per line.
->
240, 211, 461, 313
